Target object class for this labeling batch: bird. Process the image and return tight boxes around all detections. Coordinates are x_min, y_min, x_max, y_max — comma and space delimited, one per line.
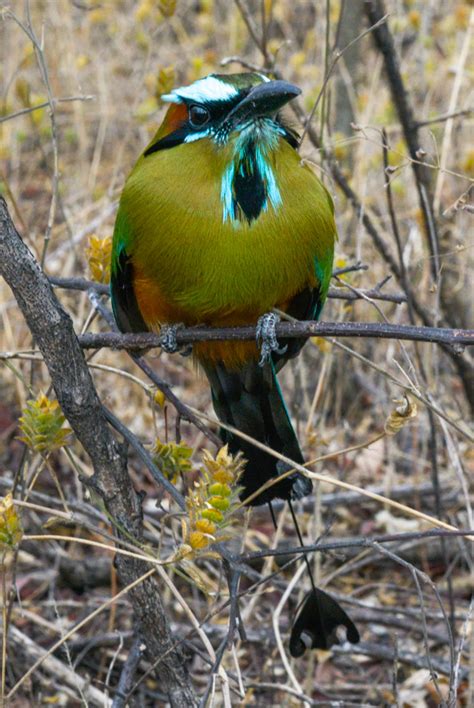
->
111, 71, 359, 656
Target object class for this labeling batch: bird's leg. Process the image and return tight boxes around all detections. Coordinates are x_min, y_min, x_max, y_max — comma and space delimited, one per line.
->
256, 312, 287, 367
158, 323, 192, 357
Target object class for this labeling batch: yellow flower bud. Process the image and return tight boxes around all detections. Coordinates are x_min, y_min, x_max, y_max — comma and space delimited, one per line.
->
189, 531, 209, 550
201, 508, 224, 524
0, 494, 22, 549
208, 482, 231, 497
212, 469, 235, 485
208, 496, 230, 512
85, 235, 112, 284
195, 518, 216, 535
154, 389, 166, 408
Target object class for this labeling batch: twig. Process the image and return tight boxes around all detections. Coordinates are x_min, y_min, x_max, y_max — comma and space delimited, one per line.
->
112, 635, 143, 708
433, 8, 474, 213
101, 405, 185, 509
382, 127, 415, 321
239, 528, 474, 563
364, 0, 440, 279
233, 0, 271, 67
332, 640, 462, 681
299, 11, 389, 145
5, 6, 60, 266
415, 107, 473, 128
0, 95, 95, 124
6, 568, 156, 702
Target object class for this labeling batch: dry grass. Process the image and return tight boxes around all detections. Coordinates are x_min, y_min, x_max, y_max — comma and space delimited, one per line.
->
0, 0, 473, 705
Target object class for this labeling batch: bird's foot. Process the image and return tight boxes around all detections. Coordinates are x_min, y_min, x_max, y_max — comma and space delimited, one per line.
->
159, 324, 192, 357
256, 312, 287, 367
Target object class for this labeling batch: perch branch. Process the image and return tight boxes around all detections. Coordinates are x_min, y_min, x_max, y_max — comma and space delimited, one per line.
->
77, 322, 473, 350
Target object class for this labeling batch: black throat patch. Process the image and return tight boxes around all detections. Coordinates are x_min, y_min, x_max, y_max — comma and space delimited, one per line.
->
232, 140, 267, 223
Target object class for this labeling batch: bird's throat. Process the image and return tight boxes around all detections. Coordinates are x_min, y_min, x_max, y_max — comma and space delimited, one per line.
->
221, 122, 283, 225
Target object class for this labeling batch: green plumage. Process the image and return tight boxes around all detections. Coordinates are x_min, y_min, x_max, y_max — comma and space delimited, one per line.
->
111, 73, 336, 504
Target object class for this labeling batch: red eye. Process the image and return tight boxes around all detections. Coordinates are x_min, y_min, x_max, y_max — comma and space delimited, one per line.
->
189, 104, 210, 128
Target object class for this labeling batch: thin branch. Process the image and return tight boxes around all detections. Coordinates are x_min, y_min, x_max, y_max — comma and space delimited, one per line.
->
112, 636, 143, 708
299, 12, 389, 145
415, 107, 473, 128
0, 95, 94, 124
239, 528, 474, 564
364, 0, 440, 280
77, 321, 474, 350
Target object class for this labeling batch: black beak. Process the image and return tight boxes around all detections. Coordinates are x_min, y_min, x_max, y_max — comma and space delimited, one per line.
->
224, 80, 301, 126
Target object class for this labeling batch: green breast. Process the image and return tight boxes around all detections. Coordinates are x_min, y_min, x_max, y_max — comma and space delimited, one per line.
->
113, 136, 336, 321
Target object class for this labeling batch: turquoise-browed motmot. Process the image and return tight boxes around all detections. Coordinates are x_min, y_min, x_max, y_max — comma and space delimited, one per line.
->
111, 72, 359, 656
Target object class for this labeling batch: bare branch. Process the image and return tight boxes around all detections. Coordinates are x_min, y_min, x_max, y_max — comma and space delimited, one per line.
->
77, 321, 474, 350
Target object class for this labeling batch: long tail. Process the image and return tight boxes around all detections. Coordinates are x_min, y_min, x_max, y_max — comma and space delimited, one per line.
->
202, 359, 312, 505
203, 358, 360, 655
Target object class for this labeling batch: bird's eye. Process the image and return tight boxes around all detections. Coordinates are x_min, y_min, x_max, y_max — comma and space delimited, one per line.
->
189, 105, 210, 128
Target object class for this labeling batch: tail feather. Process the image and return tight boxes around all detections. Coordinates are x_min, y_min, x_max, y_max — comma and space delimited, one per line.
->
203, 358, 360, 657
202, 360, 312, 505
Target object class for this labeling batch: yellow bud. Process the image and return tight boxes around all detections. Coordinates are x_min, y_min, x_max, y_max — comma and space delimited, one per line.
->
189, 531, 209, 550
463, 148, 474, 177
195, 518, 216, 535
212, 469, 234, 484
455, 5, 470, 29
154, 389, 166, 408
311, 337, 331, 354
85, 234, 112, 284
208, 482, 231, 497
135, 0, 153, 22
19, 393, 71, 454
88, 8, 109, 24
201, 508, 224, 524
0, 494, 23, 549
208, 496, 230, 512
156, 66, 175, 101
15, 78, 30, 107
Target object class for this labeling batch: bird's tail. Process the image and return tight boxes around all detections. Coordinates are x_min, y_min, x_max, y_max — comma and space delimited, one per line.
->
202, 359, 312, 506
202, 358, 360, 656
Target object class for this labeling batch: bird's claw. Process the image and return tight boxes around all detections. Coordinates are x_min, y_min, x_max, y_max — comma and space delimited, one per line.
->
256, 312, 287, 367
159, 324, 192, 357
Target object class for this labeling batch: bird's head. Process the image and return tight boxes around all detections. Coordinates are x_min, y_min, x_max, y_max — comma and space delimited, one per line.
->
143, 72, 302, 224
145, 72, 301, 153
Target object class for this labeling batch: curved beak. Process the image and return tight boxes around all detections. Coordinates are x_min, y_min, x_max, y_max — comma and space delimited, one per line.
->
224, 79, 301, 126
